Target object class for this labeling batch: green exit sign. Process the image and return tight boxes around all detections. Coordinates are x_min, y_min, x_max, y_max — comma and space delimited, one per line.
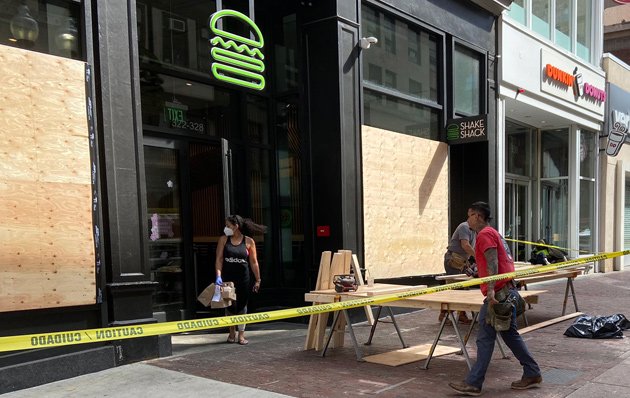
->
164, 101, 188, 123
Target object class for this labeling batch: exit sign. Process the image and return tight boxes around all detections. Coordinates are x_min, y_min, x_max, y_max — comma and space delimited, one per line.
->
164, 101, 188, 123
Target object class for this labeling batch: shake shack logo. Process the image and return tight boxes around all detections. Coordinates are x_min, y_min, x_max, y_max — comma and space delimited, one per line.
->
209, 10, 265, 90
446, 114, 488, 145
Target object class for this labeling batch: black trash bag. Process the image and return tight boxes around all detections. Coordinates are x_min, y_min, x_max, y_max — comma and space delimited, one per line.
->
564, 314, 630, 339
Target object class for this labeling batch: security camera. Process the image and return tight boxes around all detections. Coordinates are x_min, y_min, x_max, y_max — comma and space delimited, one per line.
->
359, 37, 378, 50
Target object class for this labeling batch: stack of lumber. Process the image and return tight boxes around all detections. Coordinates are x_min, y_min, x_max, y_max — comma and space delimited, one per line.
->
303, 250, 374, 350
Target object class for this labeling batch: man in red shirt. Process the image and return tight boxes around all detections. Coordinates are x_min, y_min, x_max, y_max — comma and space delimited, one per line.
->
449, 202, 542, 396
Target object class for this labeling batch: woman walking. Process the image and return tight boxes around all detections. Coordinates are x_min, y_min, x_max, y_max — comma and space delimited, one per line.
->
215, 214, 265, 345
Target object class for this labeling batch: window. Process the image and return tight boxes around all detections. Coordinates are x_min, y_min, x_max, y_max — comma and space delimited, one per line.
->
505, 0, 596, 65
383, 14, 396, 54
506, 120, 534, 177
576, 0, 592, 62
508, 0, 526, 25
364, 89, 440, 140
541, 129, 569, 178
0, 0, 84, 60
454, 45, 482, 116
532, 0, 551, 39
579, 130, 596, 253
540, 129, 569, 249
361, 3, 442, 140
555, 0, 572, 51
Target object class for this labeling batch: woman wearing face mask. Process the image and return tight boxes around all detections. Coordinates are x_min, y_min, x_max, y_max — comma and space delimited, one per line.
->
215, 214, 266, 345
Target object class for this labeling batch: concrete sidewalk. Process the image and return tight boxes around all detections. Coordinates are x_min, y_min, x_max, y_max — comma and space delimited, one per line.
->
5, 269, 630, 397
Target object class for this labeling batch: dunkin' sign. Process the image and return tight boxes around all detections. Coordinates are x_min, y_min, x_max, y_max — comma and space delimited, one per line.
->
544, 63, 606, 102
540, 49, 606, 115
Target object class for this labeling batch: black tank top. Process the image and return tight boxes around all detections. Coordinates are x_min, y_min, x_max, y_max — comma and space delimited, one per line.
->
222, 236, 249, 282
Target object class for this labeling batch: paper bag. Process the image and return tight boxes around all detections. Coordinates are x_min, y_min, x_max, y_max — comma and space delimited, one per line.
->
198, 282, 236, 308
197, 283, 218, 307
221, 282, 237, 300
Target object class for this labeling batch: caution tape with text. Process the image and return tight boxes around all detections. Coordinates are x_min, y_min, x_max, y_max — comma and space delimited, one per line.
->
0, 250, 627, 353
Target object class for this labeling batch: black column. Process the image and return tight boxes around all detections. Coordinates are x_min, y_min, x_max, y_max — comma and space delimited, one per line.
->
303, 1, 363, 267
91, 0, 162, 363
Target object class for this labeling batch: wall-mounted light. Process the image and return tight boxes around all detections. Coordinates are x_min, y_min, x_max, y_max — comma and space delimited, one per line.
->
359, 36, 378, 50
10, 3, 39, 45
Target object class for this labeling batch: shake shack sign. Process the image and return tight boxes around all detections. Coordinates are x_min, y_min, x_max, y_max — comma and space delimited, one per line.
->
446, 114, 487, 145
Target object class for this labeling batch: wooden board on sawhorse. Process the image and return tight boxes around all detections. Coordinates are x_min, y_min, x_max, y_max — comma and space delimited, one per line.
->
304, 250, 364, 350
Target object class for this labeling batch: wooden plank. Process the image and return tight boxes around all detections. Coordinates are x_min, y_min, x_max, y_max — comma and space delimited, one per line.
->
0, 46, 95, 312
351, 254, 375, 325
315, 253, 343, 351
363, 344, 461, 366
519, 312, 583, 335
332, 252, 349, 347
304, 251, 331, 350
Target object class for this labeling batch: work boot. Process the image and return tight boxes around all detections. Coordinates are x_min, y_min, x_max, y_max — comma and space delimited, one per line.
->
511, 375, 542, 390
448, 380, 482, 396
458, 312, 472, 325
438, 310, 452, 325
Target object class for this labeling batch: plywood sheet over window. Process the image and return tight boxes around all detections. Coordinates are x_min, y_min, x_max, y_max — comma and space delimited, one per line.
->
0, 45, 95, 312
362, 126, 448, 278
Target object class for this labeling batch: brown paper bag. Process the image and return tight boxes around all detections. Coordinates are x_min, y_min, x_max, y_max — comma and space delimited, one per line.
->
221, 282, 237, 300
197, 283, 217, 307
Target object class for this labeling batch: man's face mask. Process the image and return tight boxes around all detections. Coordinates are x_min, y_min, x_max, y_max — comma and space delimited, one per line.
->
224, 227, 234, 236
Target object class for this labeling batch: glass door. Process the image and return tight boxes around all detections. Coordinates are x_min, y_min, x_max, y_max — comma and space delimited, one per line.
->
144, 137, 229, 320
505, 179, 530, 262
144, 140, 185, 318
189, 141, 227, 316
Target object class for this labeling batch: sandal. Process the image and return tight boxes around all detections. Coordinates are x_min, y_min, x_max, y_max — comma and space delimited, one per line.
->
238, 338, 249, 345
226, 336, 236, 344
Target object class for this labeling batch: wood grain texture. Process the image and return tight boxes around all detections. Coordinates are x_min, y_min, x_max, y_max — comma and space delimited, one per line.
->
361, 125, 449, 278
0, 45, 95, 311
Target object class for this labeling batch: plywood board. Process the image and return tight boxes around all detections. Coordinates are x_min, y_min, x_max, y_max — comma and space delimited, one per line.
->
361, 125, 448, 278
363, 344, 461, 366
0, 45, 95, 311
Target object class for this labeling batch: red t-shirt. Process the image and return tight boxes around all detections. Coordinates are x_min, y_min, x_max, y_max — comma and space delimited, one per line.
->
475, 226, 514, 296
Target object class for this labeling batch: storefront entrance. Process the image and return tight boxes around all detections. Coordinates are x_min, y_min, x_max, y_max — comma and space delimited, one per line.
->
144, 137, 230, 320
505, 179, 530, 262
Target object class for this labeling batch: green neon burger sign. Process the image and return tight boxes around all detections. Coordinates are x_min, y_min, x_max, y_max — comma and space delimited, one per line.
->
209, 9, 265, 90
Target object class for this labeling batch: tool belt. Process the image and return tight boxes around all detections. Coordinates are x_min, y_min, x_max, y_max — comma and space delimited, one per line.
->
486, 283, 526, 332
447, 252, 468, 271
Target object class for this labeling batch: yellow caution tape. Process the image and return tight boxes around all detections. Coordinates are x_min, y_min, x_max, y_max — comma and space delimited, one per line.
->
505, 237, 590, 254
0, 250, 626, 353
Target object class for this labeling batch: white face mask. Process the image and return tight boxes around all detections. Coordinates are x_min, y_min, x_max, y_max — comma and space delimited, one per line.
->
224, 227, 234, 236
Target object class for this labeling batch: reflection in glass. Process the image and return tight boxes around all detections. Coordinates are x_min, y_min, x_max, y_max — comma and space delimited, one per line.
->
541, 129, 569, 178
579, 179, 594, 252
364, 89, 440, 140
555, 0, 572, 51
580, 130, 596, 178
144, 146, 184, 313
506, 120, 533, 177
508, 0, 526, 25
140, 72, 235, 137
576, 0, 592, 62
454, 45, 481, 115
276, 101, 304, 285
541, 179, 569, 249
361, 4, 439, 103
0, 1, 83, 60
532, 0, 550, 39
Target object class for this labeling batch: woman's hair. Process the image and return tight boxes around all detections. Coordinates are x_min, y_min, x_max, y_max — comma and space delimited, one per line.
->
470, 201, 493, 222
226, 214, 267, 236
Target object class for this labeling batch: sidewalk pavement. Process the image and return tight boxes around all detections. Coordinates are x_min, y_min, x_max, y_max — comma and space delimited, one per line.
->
5, 268, 630, 397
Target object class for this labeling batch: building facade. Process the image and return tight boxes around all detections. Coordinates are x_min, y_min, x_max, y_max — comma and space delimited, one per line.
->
498, 0, 605, 264
0, 0, 506, 390
600, 53, 630, 271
